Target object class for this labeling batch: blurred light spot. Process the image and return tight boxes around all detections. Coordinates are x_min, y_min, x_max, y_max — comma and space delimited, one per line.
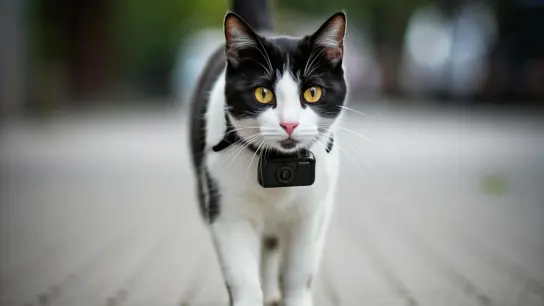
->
480, 174, 507, 196
405, 6, 452, 69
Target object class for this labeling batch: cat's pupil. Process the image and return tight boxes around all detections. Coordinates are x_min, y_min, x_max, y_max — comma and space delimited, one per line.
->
261, 89, 268, 98
310, 88, 315, 97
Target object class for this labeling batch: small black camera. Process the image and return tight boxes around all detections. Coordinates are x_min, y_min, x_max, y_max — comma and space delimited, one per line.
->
258, 149, 316, 188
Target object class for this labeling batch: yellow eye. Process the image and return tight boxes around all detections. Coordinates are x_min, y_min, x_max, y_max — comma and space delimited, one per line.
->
303, 86, 322, 103
254, 87, 274, 104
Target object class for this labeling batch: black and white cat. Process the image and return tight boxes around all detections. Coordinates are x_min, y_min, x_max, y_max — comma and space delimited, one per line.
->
189, 8, 348, 306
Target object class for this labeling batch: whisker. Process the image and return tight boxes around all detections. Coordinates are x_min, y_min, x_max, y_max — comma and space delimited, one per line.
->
317, 122, 389, 150
219, 138, 252, 165
321, 110, 422, 151
303, 48, 316, 76
314, 133, 369, 177
306, 61, 324, 78
226, 140, 256, 167
339, 105, 430, 146
304, 46, 325, 77
247, 46, 273, 78
318, 130, 375, 173
253, 37, 274, 78
219, 126, 261, 138
336, 126, 390, 150
222, 134, 261, 167
259, 146, 271, 185
303, 50, 316, 76
338, 105, 369, 117
249, 59, 273, 78
307, 47, 326, 76
245, 138, 266, 183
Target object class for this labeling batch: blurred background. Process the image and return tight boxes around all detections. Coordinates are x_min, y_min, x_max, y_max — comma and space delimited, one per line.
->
1, 0, 543, 116
1, 0, 544, 305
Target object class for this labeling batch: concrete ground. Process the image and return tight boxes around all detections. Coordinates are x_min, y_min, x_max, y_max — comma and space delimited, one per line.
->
1, 102, 543, 306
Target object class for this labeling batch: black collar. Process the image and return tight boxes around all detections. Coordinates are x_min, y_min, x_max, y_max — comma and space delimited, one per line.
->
212, 113, 334, 154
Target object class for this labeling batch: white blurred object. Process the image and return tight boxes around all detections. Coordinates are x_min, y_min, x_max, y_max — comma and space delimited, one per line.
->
171, 29, 224, 107
449, 1, 497, 97
399, 1, 497, 99
399, 4, 453, 96
343, 26, 383, 98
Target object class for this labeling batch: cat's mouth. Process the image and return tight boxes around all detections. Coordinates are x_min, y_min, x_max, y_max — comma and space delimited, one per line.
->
279, 139, 299, 150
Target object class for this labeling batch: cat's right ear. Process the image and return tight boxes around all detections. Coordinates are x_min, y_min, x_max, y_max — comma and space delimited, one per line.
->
224, 12, 259, 64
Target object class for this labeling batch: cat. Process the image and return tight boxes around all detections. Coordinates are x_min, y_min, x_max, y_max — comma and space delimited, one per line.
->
189, 7, 348, 306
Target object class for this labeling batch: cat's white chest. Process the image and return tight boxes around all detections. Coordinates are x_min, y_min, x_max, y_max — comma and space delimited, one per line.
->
206, 143, 338, 219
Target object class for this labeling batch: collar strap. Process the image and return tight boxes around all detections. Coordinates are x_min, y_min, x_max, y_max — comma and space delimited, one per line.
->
212, 113, 334, 154
212, 113, 259, 153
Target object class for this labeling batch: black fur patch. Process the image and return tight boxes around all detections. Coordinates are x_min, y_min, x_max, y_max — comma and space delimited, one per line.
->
307, 274, 313, 289
189, 45, 227, 224
204, 170, 221, 223
263, 236, 279, 251
326, 134, 334, 153
226, 283, 233, 306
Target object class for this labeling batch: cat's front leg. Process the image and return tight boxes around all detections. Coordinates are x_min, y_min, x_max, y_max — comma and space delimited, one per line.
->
281, 197, 334, 306
211, 213, 263, 306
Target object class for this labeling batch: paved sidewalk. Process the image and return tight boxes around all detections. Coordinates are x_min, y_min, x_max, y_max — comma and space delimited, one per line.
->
1, 104, 543, 306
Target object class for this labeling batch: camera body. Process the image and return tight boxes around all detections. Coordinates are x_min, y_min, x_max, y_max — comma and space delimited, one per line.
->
258, 149, 316, 188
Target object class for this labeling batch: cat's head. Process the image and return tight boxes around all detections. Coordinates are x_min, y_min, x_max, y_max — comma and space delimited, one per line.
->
223, 11, 348, 154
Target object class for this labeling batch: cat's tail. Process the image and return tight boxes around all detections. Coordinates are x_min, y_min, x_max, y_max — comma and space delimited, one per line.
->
230, 0, 273, 32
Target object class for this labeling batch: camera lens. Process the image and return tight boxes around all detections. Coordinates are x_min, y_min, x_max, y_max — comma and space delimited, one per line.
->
276, 166, 295, 184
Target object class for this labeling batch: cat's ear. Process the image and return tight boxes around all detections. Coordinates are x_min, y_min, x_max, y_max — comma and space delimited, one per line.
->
224, 12, 259, 63
311, 11, 347, 63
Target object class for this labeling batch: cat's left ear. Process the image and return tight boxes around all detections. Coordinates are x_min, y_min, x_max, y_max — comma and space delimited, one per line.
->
311, 11, 347, 64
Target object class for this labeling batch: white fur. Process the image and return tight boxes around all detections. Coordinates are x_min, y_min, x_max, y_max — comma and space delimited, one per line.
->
228, 27, 257, 50
314, 23, 343, 49
203, 68, 340, 306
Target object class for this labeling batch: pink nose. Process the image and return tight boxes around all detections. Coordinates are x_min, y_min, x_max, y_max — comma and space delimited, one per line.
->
280, 122, 299, 136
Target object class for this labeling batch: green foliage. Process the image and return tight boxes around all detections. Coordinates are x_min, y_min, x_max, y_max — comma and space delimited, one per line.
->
25, 0, 439, 98
112, 0, 227, 79
275, 0, 432, 45
275, 0, 430, 20
481, 174, 508, 196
